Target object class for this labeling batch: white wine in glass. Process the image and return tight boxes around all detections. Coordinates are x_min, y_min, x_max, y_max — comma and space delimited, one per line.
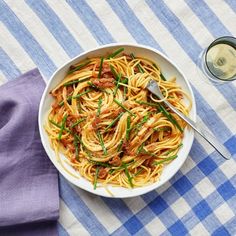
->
199, 36, 236, 83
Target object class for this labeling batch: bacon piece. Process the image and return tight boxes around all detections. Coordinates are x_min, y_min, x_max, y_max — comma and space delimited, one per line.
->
67, 86, 74, 94
66, 116, 76, 127
101, 108, 122, 117
122, 53, 132, 61
92, 117, 101, 129
122, 142, 135, 156
69, 65, 76, 71
98, 168, 108, 179
93, 78, 115, 88
61, 139, 68, 147
109, 156, 121, 167
74, 126, 81, 133
67, 143, 75, 152
52, 101, 60, 109
110, 108, 122, 118
143, 157, 156, 171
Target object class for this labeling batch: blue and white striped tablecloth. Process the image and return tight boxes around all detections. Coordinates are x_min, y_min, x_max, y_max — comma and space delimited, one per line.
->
1, 1, 236, 235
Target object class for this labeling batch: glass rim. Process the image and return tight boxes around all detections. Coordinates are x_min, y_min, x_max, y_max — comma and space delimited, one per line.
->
204, 36, 236, 82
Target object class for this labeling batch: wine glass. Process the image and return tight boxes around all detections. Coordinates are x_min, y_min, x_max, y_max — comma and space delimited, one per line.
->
197, 36, 236, 84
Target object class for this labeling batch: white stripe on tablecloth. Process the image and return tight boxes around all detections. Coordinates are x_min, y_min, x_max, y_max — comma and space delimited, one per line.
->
0, 22, 35, 74
87, 0, 135, 43
59, 199, 90, 236
71, 185, 122, 234
164, 0, 214, 46
145, 216, 166, 235
122, 197, 147, 215
6, 0, 69, 67
219, 159, 236, 180
46, 0, 98, 51
127, 1, 236, 135
214, 202, 235, 225
190, 222, 209, 235
205, 0, 236, 35
0, 70, 7, 86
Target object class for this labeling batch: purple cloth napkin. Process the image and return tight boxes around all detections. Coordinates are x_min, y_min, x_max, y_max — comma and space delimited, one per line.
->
0, 69, 59, 236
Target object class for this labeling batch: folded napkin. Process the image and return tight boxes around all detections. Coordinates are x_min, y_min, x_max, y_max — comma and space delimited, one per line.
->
0, 69, 59, 236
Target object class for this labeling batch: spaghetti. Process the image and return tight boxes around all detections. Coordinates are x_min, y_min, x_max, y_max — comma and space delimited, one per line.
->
45, 48, 191, 189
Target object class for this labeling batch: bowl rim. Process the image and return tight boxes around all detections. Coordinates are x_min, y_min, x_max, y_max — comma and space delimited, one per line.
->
38, 42, 196, 198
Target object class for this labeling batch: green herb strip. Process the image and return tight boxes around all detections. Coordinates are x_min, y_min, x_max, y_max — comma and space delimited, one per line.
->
154, 155, 178, 165
104, 112, 124, 132
114, 99, 135, 116
117, 139, 124, 152
110, 160, 135, 174
130, 53, 144, 73
153, 127, 170, 132
136, 101, 183, 132
67, 61, 91, 74
94, 167, 99, 190
137, 142, 145, 154
153, 63, 167, 81
63, 77, 90, 86
59, 89, 92, 106
50, 119, 92, 159
132, 168, 144, 178
73, 135, 79, 161
124, 164, 133, 188
71, 118, 86, 128
113, 73, 122, 96
98, 57, 104, 78
135, 100, 159, 108
159, 105, 183, 132
126, 116, 131, 141
49, 119, 71, 133
97, 130, 107, 155
165, 143, 183, 155
110, 65, 120, 81
97, 97, 102, 117
123, 86, 127, 101
87, 81, 109, 94
133, 113, 150, 133
107, 47, 124, 59
160, 73, 167, 81
90, 160, 111, 168
58, 115, 68, 140
72, 89, 92, 99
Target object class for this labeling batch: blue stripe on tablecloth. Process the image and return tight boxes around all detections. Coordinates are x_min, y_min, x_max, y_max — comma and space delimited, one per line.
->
226, 0, 236, 13
0, 48, 21, 80
26, 0, 83, 58
66, 0, 115, 44
145, 0, 202, 60
186, 0, 231, 37
0, 0, 56, 78
59, 175, 109, 236
212, 226, 231, 236
57, 223, 69, 236
107, 0, 162, 51
146, 0, 236, 113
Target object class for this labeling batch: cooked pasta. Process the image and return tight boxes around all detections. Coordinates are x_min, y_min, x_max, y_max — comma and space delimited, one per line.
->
45, 48, 191, 189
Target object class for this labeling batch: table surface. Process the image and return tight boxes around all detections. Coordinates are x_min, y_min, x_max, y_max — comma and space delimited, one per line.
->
1, 1, 236, 235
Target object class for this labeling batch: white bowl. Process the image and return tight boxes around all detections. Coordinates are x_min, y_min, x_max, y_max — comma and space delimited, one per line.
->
38, 43, 196, 198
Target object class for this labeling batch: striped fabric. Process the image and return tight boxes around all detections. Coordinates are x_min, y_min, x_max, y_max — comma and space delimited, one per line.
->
1, 1, 236, 235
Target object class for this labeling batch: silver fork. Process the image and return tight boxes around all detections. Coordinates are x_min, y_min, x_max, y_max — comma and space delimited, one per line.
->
146, 80, 231, 160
